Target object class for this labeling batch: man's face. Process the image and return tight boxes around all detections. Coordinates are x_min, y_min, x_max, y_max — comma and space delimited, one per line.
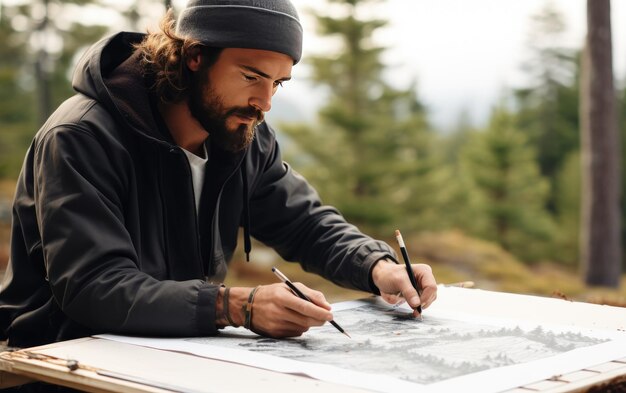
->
188, 48, 293, 152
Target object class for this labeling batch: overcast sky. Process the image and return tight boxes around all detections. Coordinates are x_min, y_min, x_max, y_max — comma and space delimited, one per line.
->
273, 0, 626, 130
12, 0, 624, 131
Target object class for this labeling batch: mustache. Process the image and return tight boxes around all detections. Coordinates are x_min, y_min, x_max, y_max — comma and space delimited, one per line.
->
227, 106, 264, 122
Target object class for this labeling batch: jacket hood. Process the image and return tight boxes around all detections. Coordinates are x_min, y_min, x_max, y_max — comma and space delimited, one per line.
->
72, 32, 174, 145
72, 31, 253, 261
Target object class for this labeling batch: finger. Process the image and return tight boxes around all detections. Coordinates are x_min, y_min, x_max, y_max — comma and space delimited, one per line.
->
413, 264, 438, 308
255, 320, 310, 338
279, 324, 309, 338
399, 280, 421, 310
420, 285, 438, 309
293, 282, 331, 310
414, 263, 437, 289
281, 287, 333, 322
284, 299, 333, 323
381, 292, 405, 305
269, 298, 329, 329
250, 287, 314, 336
283, 312, 329, 329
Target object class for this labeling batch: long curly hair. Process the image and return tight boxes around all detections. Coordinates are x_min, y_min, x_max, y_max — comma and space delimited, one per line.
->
134, 10, 221, 104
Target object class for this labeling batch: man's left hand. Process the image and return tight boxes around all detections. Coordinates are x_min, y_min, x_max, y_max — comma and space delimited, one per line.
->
371, 259, 437, 317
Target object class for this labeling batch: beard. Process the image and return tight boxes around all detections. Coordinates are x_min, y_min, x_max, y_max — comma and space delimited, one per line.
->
188, 68, 264, 153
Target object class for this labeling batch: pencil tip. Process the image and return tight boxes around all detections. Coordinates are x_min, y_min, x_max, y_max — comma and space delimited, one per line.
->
343, 331, 351, 339
394, 229, 400, 236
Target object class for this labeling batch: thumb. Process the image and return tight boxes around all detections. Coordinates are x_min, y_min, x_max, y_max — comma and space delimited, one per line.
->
400, 282, 421, 309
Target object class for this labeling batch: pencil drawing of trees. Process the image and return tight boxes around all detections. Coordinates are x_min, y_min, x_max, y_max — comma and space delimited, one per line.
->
200, 301, 610, 386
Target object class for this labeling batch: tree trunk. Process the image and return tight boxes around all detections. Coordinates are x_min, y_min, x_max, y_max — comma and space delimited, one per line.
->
580, 0, 621, 287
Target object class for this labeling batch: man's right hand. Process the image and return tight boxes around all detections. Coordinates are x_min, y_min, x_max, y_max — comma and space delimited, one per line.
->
222, 283, 334, 338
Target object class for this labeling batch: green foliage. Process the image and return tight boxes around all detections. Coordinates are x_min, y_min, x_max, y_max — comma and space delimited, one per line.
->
513, 4, 580, 212
552, 151, 581, 265
0, 7, 37, 178
0, 1, 149, 179
281, 0, 443, 236
459, 107, 555, 261
433, 113, 484, 231
0, 0, 612, 272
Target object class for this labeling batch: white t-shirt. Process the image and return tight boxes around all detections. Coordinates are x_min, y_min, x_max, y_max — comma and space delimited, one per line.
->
181, 144, 208, 214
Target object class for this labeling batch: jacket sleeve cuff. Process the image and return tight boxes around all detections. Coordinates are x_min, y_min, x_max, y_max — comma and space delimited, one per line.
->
196, 283, 221, 335
362, 252, 398, 295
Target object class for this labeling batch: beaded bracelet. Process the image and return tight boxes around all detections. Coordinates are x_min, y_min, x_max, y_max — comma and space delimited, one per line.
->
242, 286, 261, 330
223, 287, 240, 327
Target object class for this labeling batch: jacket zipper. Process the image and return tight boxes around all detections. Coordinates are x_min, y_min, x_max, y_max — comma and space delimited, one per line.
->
173, 146, 205, 280
205, 153, 247, 282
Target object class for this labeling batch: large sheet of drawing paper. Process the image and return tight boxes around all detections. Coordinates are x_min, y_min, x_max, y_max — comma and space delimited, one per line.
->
99, 296, 626, 393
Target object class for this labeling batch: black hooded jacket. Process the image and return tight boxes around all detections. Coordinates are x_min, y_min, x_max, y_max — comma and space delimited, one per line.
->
0, 32, 397, 348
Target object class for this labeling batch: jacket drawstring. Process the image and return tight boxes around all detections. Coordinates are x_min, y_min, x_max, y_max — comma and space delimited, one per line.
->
241, 164, 251, 262
158, 148, 171, 277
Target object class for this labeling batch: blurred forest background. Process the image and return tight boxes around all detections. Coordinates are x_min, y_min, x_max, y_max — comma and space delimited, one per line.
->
0, 0, 625, 305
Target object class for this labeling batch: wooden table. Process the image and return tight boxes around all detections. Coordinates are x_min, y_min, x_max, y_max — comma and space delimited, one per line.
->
1, 287, 625, 393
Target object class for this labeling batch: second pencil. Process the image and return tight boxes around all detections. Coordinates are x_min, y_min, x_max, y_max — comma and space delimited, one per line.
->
394, 230, 423, 316
272, 267, 351, 338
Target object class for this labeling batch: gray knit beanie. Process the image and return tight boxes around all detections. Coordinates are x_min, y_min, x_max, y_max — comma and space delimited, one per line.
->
176, 0, 303, 64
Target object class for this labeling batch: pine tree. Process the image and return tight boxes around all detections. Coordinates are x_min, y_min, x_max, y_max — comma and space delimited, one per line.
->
0, 3, 38, 178
553, 151, 581, 265
281, 0, 439, 235
0, 0, 167, 179
460, 107, 555, 261
436, 112, 482, 231
514, 3, 580, 213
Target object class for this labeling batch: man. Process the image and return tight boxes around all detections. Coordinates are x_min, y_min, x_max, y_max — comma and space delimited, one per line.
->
0, 0, 437, 349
